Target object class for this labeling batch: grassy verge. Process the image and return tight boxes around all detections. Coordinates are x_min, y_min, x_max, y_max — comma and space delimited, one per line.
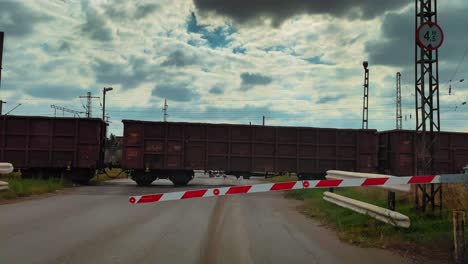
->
0, 177, 66, 200
90, 168, 128, 183
268, 174, 299, 183
285, 185, 468, 255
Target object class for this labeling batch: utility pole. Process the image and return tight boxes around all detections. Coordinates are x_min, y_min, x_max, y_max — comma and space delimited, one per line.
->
262, 116, 265, 126
102, 87, 113, 121
362, 61, 369, 129
79, 92, 99, 118
396, 72, 402, 129
0, 32, 4, 90
0, 100, 5, 115
414, 0, 444, 212
1, 32, 5, 115
162, 99, 168, 122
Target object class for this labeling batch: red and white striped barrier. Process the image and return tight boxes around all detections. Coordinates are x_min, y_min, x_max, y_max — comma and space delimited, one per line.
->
129, 174, 468, 204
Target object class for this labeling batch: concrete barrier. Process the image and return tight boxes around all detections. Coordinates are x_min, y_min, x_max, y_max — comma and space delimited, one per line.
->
0, 181, 8, 191
323, 191, 411, 228
326, 170, 411, 193
0, 163, 14, 191
0, 163, 14, 175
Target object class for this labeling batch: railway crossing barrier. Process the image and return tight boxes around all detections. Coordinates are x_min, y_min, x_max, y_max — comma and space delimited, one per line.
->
128, 173, 468, 204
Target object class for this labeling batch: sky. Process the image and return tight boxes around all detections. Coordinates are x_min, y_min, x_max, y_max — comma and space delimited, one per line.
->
1, 0, 468, 136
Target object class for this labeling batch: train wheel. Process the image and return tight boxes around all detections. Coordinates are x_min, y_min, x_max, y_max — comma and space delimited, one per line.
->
169, 170, 194, 186
132, 170, 156, 186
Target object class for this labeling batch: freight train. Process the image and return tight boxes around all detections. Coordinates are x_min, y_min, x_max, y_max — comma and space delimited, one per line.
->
1, 115, 468, 186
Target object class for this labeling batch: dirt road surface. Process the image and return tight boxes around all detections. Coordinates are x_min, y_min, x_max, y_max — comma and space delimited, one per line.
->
0, 174, 423, 264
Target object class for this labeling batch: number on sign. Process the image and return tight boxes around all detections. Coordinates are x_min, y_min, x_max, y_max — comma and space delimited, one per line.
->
424, 31, 430, 41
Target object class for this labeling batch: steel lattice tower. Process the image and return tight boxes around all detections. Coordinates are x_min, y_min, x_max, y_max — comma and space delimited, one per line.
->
362, 61, 369, 129
414, 0, 442, 212
396, 72, 402, 130
80, 92, 99, 118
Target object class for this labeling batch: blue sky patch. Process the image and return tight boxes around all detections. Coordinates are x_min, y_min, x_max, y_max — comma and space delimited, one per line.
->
186, 12, 235, 49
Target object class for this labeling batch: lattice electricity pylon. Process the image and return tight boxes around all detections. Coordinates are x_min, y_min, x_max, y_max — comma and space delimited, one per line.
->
414, 0, 442, 213
396, 72, 402, 130
362, 61, 369, 129
79, 92, 99, 118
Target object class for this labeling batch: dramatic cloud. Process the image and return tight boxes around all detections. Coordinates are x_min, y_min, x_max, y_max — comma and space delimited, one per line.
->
92, 57, 152, 89
152, 84, 200, 102
316, 95, 345, 104
26, 84, 85, 100
193, 0, 409, 27
0, 1, 50, 37
367, 5, 468, 68
135, 4, 160, 19
105, 2, 160, 20
81, 1, 113, 41
240, 73, 273, 91
2, 0, 467, 135
209, 86, 224, 94
161, 50, 198, 67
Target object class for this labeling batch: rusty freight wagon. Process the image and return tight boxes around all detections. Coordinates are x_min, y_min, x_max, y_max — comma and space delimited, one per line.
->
378, 130, 468, 175
122, 120, 378, 186
0, 115, 106, 183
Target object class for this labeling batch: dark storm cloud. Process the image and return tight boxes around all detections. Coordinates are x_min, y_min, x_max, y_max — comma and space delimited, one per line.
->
81, 1, 113, 41
366, 5, 468, 68
161, 50, 198, 67
193, 0, 409, 27
152, 84, 200, 102
0, 1, 51, 37
26, 84, 84, 100
240, 72, 273, 91
209, 86, 224, 94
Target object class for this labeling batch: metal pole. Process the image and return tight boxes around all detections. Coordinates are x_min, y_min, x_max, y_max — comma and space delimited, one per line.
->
396, 72, 402, 130
262, 116, 265, 126
102, 88, 106, 121
0, 32, 4, 90
0, 100, 4, 115
362, 61, 369, 129
387, 191, 396, 210
453, 210, 465, 264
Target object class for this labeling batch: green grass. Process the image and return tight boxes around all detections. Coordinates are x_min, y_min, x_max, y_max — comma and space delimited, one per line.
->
268, 174, 299, 183
286, 187, 458, 249
1, 177, 65, 200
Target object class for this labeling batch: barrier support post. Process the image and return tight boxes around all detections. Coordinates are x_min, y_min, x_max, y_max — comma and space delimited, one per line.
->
387, 191, 396, 211
453, 210, 465, 264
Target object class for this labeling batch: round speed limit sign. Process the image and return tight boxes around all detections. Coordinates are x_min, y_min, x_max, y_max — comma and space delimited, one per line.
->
416, 22, 444, 50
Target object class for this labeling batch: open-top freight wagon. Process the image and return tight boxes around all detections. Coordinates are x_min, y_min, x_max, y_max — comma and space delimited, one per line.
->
378, 130, 468, 175
0, 115, 106, 183
122, 120, 379, 186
